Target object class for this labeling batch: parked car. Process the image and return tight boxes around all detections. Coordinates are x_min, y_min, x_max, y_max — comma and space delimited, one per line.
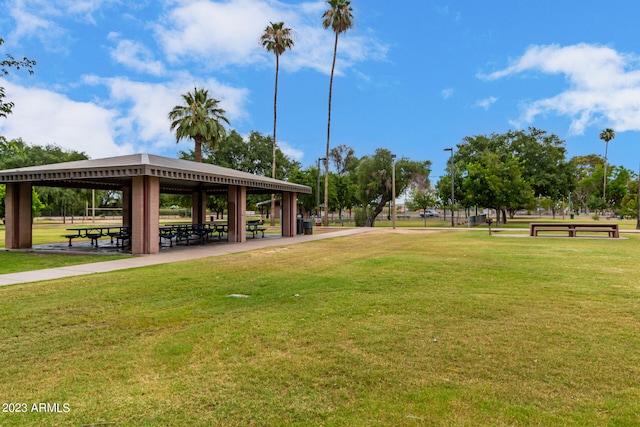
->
419, 209, 440, 217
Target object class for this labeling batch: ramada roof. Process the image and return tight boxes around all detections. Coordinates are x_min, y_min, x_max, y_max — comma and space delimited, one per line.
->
0, 153, 312, 195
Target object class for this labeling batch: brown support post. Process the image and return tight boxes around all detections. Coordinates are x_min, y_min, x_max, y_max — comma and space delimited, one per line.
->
4, 183, 33, 249
281, 192, 297, 237
192, 191, 207, 224
227, 185, 247, 243
122, 185, 132, 229
131, 176, 159, 254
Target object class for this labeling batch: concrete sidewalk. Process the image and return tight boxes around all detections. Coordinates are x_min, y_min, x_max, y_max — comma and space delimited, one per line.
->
0, 228, 372, 287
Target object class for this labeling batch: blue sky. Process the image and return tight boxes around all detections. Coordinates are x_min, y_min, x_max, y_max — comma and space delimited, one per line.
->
2, 0, 640, 179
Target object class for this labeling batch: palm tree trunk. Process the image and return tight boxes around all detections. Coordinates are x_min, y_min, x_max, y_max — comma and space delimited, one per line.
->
636, 163, 640, 230
325, 33, 339, 227
603, 141, 609, 207
194, 137, 203, 163
270, 55, 279, 226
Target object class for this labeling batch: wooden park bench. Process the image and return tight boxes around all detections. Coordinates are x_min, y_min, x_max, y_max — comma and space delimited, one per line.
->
530, 223, 619, 238
573, 223, 619, 238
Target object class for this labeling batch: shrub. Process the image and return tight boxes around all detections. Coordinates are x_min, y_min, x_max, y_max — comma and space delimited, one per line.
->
354, 207, 369, 227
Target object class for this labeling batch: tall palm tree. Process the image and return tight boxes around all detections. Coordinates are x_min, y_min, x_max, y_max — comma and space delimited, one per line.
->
322, 0, 353, 226
599, 128, 615, 204
168, 88, 229, 163
261, 21, 294, 226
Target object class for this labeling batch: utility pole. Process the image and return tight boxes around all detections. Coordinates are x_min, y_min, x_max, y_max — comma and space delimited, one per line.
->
443, 148, 454, 227
391, 153, 396, 229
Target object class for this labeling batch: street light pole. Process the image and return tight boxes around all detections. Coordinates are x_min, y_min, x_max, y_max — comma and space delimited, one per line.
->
391, 153, 397, 229
444, 148, 454, 227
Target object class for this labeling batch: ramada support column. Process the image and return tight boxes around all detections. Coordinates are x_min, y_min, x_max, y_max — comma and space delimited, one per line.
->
227, 185, 247, 243
192, 191, 207, 224
4, 183, 33, 249
131, 176, 159, 254
281, 192, 297, 237
121, 186, 132, 229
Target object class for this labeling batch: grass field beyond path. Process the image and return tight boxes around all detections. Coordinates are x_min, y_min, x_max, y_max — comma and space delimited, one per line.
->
1, 231, 639, 426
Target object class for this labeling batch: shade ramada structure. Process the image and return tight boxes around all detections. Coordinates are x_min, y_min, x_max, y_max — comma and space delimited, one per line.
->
0, 153, 311, 254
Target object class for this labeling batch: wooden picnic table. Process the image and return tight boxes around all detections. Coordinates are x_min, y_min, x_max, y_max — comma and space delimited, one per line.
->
529, 223, 619, 238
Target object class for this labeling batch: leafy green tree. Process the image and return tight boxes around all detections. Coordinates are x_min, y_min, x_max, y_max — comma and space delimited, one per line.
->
36, 187, 87, 220
322, 0, 354, 226
455, 129, 571, 220
0, 185, 4, 220
330, 144, 358, 175
331, 172, 357, 220
408, 187, 438, 226
0, 185, 41, 220
620, 179, 638, 219
408, 188, 438, 214
436, 169, 465, 222
1, 37, 36, 118
329, 144, 358, 220
605, 166, 633, 212
201, 130, 300, 179
453, 133, 506, 216
355, 148, 430, 227
0, 138, 87, 169
289, 166, 318, 217
169, 87, 229, 163
0, 137, 89, 219
208, 196, 227, 220
570, 155, 602, 214
199, 130, 301, 215
509, 128, 575, 217
261, 21, 294, 225
461, 151, 532, 224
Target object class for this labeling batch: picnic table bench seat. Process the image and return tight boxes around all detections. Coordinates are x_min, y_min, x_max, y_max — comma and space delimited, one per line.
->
63, 233, 81, 247
191, 224, 209, 244
159, 227, 177, 247
246, 220, 266, 238
530, 223, 619, 238
210, 223, 228, 240
113, 228, 131, 248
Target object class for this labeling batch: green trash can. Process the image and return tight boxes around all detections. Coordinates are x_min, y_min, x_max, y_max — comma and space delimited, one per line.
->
570, 214, 574, 219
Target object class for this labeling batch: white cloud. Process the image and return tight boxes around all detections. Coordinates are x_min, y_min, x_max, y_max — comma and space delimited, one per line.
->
0, 74, 250, 159
156, 0, 287, 67
6, 0, 114, 49
480, 43, 640, 134
277, 140, 303, 162
82, 74, 251, 153
1, 0, 383, 162
474, 96, 497, 110
441, 88, 454, 99
154, 0, 388, 75
0, 81, 134, 158
108, 33, 166, 76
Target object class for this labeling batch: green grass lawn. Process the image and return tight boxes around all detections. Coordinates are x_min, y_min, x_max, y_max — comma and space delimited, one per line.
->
1, 230, 640, 426
0, 251, 131, 274
0, 221, 123, 247
0, 223, 132, 274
